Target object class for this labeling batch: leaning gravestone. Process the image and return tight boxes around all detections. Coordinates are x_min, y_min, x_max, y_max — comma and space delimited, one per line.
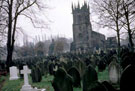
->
120, 65, 135, 91
52, 68, 73, 91
108, 59, 121, 84
83, 65, 98, 91
67, 67, 81, 87
9, 66, 19, 80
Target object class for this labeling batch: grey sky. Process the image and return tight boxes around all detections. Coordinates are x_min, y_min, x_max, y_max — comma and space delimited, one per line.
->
17, 0, 116, 45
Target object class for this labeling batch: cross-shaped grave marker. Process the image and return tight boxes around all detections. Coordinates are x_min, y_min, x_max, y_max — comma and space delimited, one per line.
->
20, 65, 33, 91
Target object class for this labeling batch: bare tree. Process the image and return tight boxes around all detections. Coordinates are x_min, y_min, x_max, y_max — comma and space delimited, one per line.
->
0, 0, 47, 69
93, 0, 123, 60
120, 0, 135, 51
54, 40, 64, 54
0, 1, 7, 45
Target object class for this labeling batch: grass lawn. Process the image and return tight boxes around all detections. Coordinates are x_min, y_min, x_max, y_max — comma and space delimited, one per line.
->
1, 67, 109, 91
1, 74, 82, 91
0, 75, 6, 82
97, 67, 109, 82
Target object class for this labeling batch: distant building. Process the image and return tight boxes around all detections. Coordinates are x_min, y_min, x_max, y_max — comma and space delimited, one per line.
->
70, 2, 105, 53
48, 37, 71, 55
106, 37, 117, 48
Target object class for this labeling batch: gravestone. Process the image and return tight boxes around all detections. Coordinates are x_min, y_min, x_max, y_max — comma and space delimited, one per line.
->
21, 65, 46, 91
98, 60, 106, 72
44, 61, 49, 76
91, 55, 96, 68
20, 65, 33, 91
120, 65, 135, 91
31, 66, 42, 83
108, 60, 121, 84
67, 67, 81, 87
75, 60, 86, 79
9, 66, 19, 80
49, 63, 55, 75
121, 52, 135, 70
83, 65, 98, 91
52, 68, 73, 91
53, 65, 58, 75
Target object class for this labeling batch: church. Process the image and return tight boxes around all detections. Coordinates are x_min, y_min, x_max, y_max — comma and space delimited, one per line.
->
70, 3, 106, 52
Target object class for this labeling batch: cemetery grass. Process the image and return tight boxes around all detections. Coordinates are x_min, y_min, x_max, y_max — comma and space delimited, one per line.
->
1, 67, 109, 91
97, 67, 109, 81
0, 75, 6, 82
0, 76, 6, 91
1, 75, 82, 91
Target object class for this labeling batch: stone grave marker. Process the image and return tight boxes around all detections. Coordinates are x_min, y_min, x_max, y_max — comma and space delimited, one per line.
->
120, 65, 135, 91
49, 63, 55, 75
67, 67, 81, 87
108, 60, 121, 84
98, 60, 106, 72
9, 66, 19, 80
52, 68, 73, 91
21, 65, 46, 91
53, 65, 58, 72
82, 65, 98, 91
20, 65, 33, 91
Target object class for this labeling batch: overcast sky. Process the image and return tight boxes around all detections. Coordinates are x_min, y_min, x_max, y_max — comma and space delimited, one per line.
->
16, 0, 116, 45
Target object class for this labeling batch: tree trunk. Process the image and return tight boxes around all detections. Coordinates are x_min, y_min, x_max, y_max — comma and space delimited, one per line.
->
6, 0, 13, 71
123, 3, 134, 52
116, 1, 121, 64
6, 47, 13, 70
116, 21, 121, 63
126, 13, 134, 52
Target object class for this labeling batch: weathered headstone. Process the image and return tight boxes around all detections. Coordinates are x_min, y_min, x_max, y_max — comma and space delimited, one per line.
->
83, 65, 98, 91
91, 55, 96, 68
52, 68, 73, 91
121, 52, 135, 69
49, 63, 55, 75
9, 66, 19, 80
98, 60, 106, 72
120, 65, 135, 91
20, 65, 33, 91
75, 60, 86, 79
108, 60, 121, 84
31, 66, 42, 83
53, 65, 58, 72
67, 67, 81, 87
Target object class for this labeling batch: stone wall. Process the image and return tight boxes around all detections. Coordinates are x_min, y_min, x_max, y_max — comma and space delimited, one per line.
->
91, 31, 105, 49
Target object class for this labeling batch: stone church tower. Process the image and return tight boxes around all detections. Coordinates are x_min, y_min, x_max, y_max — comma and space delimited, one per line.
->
71, 2, 106, 53
71, 2, 92, 52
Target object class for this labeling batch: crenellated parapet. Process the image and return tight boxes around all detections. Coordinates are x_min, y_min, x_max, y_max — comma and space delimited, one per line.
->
72, 2, 89, 14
